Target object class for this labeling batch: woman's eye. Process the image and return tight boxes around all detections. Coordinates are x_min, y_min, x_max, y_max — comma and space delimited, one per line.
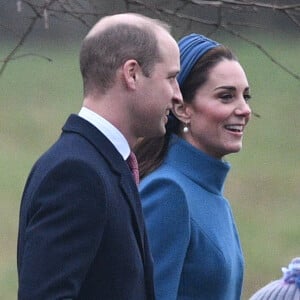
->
244, 94, 252, 102
220, 94, 233, 101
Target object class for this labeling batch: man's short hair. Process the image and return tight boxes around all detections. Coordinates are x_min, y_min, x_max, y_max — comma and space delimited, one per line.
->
80, 20, 170, 96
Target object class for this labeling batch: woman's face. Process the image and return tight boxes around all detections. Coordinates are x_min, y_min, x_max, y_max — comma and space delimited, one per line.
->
183, 59, 252, 159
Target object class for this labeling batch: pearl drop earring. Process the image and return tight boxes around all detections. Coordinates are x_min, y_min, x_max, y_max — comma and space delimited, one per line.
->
183, 123, 189, 133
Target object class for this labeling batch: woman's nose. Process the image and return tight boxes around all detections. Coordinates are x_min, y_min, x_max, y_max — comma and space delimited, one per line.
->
235, 100, 251, 117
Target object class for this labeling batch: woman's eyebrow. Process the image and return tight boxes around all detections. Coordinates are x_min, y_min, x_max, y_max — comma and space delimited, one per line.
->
214, 86, 236, 91
214, 86, 250, 92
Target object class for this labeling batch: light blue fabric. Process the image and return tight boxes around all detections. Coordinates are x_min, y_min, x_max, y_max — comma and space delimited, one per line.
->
139, 135, 244, 300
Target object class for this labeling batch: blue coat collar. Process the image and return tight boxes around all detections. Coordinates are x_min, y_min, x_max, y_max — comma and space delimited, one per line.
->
164, 135, 230, 195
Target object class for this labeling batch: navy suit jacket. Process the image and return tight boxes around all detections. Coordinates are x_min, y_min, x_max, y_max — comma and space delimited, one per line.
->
17, 114, 155, 300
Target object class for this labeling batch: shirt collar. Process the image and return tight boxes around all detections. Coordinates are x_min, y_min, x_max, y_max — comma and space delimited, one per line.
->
78, 107, 130, 160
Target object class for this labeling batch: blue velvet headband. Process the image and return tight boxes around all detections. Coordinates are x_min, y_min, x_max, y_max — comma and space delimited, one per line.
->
177, 33, 220, 87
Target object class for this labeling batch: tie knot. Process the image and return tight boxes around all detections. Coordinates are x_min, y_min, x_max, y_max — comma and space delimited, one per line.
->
127, 152, 139, 185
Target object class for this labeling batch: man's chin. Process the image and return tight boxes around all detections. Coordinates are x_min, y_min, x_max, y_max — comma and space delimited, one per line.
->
157, 125, 167, 137
148, 128, 166, 139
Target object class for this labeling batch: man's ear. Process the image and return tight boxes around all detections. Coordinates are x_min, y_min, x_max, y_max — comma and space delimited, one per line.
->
172, 98, 191, 123
122, 59, 140, 90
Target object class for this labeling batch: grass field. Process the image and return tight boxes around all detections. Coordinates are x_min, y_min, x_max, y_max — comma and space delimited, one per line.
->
1, 34, 299, 299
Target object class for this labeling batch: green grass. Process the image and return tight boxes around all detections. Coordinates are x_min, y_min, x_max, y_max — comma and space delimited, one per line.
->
0, 41, 83, 299
1, 35, 299, 299
222, 34, 300, 298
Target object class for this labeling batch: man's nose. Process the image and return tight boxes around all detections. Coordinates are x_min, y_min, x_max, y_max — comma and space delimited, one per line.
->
173, 80, 183, 102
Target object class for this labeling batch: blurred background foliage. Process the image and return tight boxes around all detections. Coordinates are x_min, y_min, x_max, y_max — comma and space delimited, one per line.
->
1, 1, 299, 299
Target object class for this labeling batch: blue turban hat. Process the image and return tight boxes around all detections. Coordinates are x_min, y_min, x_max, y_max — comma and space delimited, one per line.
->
177, 33, 220, 87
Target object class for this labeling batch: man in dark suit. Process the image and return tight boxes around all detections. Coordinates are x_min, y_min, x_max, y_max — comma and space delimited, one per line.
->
17, 13, 182, 300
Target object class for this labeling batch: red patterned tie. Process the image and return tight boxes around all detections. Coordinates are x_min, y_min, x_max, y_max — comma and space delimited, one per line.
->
127, 152, 140, 185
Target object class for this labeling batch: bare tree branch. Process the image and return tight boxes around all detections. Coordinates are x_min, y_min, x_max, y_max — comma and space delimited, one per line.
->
0, 0, 93, 77
222, 25, 300, 81
0, 0, 56, 74
125, 0, 300, 82
190, 0, 300, 10
284, 9, 300, 27
0, 17, 38, 76
1, 0, 299, 82
0, 53, 52, 62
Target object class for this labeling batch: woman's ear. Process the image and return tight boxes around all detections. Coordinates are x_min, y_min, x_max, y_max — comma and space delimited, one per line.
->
172, 98, 191, 123
122, 59, 140, 90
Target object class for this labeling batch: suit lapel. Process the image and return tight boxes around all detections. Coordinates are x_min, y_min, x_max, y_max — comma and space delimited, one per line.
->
62, 114, 146, 262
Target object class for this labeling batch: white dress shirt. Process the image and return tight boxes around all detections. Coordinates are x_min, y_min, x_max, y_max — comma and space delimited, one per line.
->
78, 107, 130, 160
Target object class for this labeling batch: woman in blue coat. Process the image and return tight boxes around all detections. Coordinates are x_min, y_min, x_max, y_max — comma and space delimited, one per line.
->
135, 34, 252, 300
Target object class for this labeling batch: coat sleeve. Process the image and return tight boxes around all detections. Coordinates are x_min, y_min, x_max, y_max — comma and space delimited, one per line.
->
18, 160, 107, 300
140, 176, 190, 300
